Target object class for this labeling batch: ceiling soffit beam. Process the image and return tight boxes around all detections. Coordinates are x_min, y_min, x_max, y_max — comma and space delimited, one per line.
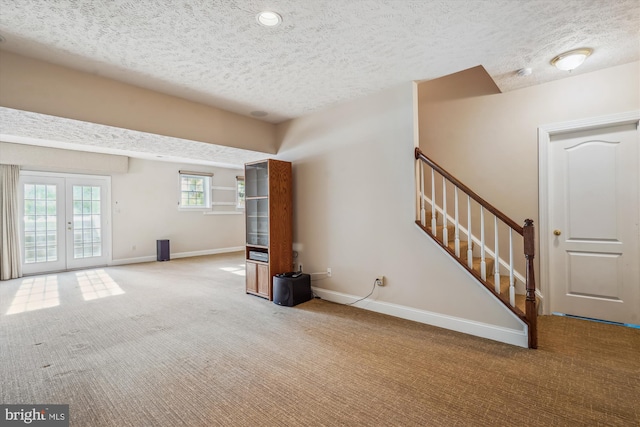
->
0, 50, 277, 154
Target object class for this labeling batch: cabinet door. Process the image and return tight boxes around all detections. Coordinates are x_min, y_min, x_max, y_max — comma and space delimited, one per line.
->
257, 263, 270, 297
246, 261, 258, 293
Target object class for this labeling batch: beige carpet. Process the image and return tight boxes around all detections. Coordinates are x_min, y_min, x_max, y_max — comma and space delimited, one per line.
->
1, 253, 638, 426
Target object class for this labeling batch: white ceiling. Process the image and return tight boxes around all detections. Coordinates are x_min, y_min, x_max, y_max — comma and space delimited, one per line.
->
0, 0, 639, 166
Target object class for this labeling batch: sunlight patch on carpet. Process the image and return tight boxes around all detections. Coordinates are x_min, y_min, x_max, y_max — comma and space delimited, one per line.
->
77, 269, 124, 301
6, 275, 60, 315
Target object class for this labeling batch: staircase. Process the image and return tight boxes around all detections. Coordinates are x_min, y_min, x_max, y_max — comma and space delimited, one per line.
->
415, 148, 538, 348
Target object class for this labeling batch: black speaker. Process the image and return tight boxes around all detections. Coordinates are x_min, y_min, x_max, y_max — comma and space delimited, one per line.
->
273, 274, 312, 306
157, 239, 170, 261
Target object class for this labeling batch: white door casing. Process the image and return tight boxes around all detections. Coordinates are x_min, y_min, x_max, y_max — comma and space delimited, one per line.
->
539, 112, 640, 325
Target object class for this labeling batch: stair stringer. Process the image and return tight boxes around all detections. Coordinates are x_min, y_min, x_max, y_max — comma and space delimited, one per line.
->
412, 222, 528, 347
415, 220, 531, 336
421, 195, 545, 307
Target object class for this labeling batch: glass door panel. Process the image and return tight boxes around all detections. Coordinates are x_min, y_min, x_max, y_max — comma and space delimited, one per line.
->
246, 199, 259, 245
20, 176, 66, 275
65, 178, 109, 270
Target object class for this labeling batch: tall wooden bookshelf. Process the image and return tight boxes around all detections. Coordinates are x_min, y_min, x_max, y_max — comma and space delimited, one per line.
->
244, 159, 292, 300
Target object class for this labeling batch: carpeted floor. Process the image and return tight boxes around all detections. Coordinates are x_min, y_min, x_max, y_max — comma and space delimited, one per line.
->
1, 252, 638, 426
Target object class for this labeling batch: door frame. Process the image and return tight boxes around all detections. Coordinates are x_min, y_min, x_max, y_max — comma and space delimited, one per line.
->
538, 110, 640, 316
19, 170, 113, 274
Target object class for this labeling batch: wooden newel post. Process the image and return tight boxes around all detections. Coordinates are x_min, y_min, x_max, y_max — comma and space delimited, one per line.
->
523, 219, 537, 349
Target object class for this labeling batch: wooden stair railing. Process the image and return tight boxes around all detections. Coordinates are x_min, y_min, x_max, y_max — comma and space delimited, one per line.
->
414, 147, 537, 349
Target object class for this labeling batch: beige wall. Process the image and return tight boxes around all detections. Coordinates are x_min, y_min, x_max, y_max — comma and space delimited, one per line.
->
1, 143, 244, 262
110, 158, 244, 261
417, 61, 640, 301
0, 141, 129, 174
418, 61, 640, 226
277, 83, 523, 331
0, 51, 277, 154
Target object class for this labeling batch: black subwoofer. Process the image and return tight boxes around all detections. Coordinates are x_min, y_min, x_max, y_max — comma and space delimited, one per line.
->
157, 239, 170, 261
273, 273, 312, 306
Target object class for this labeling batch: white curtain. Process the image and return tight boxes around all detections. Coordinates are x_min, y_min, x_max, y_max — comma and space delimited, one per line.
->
0, 164, 22, 280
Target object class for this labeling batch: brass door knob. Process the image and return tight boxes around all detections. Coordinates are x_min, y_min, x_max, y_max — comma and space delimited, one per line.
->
553, 230, 562, 236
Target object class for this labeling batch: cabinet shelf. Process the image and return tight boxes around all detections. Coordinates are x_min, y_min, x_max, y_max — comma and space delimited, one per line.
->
246, 244, 268, 250
245, 159, 292, 301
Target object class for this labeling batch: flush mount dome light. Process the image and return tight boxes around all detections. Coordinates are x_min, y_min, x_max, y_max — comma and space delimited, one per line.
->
550, 48, 593, 71
257, 11, 282, 27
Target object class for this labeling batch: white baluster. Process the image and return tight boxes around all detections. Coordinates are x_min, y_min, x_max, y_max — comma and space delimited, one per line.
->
509, 228, 515, 307
415, 158, 419, 222
442, 177, 448, 244
494, 217, 500, 294
467, 196, 473, 269
480, 207, 486, 280
454, 188, 460, 257
420, 162, 425, 226
431, 169, 437, 235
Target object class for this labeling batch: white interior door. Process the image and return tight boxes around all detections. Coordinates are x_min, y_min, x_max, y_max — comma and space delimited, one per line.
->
20, 172, 111, 274
548, 122, 639, 325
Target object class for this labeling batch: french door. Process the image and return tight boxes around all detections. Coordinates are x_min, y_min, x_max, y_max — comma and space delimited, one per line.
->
20, 172, 111, 275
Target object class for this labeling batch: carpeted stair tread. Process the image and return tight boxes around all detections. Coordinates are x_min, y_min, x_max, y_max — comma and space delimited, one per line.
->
426, 224, 456, 243
470, 256, 495, 276
446, 240, 470, 258
486, 274, 511, 295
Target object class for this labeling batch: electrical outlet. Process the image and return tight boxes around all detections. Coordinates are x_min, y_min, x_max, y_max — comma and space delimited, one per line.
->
375, 276, 385, 286
327, 267, 332, 277
298, 263, 303, 272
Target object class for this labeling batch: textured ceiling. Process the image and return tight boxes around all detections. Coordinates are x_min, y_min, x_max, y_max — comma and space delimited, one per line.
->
0, 0, 639, 165
0, 107, 270, 168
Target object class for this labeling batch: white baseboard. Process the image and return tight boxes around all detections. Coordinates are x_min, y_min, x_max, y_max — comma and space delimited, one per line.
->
312, 287, 529, 348
110, 246, 244, 266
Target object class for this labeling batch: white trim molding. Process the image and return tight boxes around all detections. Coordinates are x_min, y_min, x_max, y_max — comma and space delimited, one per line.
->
312, 287, 528, 348
111, 246, 244, 266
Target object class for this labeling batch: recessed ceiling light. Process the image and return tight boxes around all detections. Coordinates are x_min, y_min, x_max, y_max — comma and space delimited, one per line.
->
256, 11, 282, 27
250, 110, 269, 117
550, 48, 593, 71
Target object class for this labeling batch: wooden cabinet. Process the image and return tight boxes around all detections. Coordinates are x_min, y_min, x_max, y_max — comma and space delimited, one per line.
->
245, 260, 269, 295
244, 159, 292, 300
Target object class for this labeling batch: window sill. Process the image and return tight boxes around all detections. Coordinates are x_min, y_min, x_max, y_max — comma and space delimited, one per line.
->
178, 207, 210, 212
203, 211, 243, 216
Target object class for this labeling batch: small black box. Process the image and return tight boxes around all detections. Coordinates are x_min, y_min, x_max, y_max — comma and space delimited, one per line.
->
157, 239, 170, 261
273, 273, 312, 307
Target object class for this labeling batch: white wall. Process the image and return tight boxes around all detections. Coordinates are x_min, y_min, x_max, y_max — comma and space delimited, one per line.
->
277, 83, 526, 346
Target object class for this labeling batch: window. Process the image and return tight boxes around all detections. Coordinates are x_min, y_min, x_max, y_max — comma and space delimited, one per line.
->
236, 176, 245, 209
179, 172, 211, 209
